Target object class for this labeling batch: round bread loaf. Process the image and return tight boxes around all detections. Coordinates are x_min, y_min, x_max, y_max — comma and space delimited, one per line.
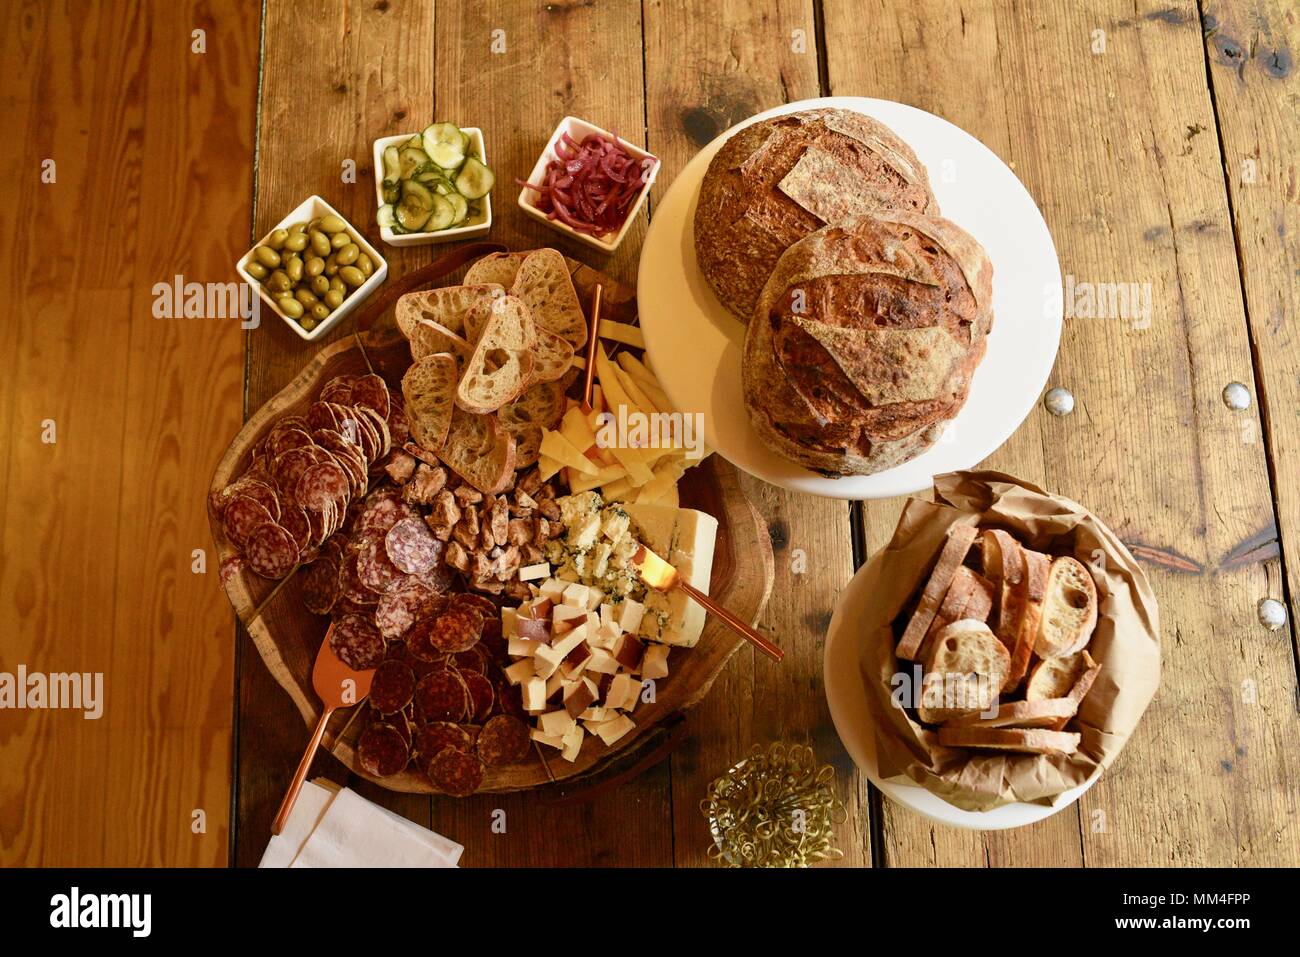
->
742, 211, 993, 477
694, 109, 936, 322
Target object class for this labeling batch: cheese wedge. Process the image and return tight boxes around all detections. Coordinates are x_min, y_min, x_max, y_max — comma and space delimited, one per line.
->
623, 504, 718, 648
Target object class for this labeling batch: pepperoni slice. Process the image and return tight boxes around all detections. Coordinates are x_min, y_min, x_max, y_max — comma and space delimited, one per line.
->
477, 715, 531, 767
329, 613, 385, 670
428, 608, 483, 654
369, 660, 416, 714
223, 495, 273, 547
357, 723, 409, 777
414, 670, 469, 723
413, 721, 473, 759
299, 555, 340, 615
462, 670, 495, 723
244, 522, 299, 579
385, 517, 440, 575
426, 746, 484, 797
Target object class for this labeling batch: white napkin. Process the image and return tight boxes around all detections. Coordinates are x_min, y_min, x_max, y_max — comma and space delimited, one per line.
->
259, 780, 463, 868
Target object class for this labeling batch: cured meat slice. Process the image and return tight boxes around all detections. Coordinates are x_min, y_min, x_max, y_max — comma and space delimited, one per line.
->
386, 708, 413, 747
244, 522, 299, 579
452, 645, 488, 675
351, 373, 392, 421
296, 461, 350, 512
417, 559, 457, 594
319, 374, 358, 405
427, 608, 483, 654
358, 537, 403, 593
413, 721, 473, 758
414, 670, 470, 723
357, 723, 409, 777
387, 401, 410, 447
356, 489, 408, 537
329, 613, 385, 670
299, 555, 340, 615
404, 616, 446, 663
273, 446, 318, 498
223, 495, 273, 547
278, 502, 312, 552
369, 660, 416, 714
495, 677, 526, 720
267, 424, 314, 459
306, 400, 340, 434
477, 715, 531, 767
385, 517, 440, 575
375, 577, 434, 639
426, 747, 484, 797
461, 670, 495, 723
450, 593, 497, 618
339, 552, 380, 606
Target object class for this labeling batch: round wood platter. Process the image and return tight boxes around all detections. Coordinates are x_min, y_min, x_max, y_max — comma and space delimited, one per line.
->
209, 261, 775, 793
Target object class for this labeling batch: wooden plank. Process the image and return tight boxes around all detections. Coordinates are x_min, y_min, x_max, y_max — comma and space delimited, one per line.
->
0, 1, 258, 864
826, 0, 1300, 866
642, 0, 870, 867
235, 0, 436, 864
422, 0, 674, 866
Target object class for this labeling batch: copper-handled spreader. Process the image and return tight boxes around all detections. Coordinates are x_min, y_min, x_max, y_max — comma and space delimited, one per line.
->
580, 283, 603, 414
630, 544, 784, 662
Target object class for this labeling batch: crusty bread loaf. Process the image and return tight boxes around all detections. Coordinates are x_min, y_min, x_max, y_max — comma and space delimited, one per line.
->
464, 250, 536, 289
917, 619, 1010, 724
945, 697, 1078, 730
401, 353, 459, 453
455, 295, 537, 414
439, 407, 516, 494
694, 108, 936, 321
510, 248, 587, 348
742, 211, 993, 476
897, 524, 979, 660
1035, 556, 1099, 658
936, 727, 1080, 755
1004, 549, 1050, 692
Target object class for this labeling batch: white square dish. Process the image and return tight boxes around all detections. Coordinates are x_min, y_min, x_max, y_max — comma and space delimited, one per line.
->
371, 127, 493, 246
517, 116, 660, 253
236, 195, 388, 343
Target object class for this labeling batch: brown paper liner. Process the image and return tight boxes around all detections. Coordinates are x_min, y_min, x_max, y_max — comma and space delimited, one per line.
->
857, 470, 1161, 811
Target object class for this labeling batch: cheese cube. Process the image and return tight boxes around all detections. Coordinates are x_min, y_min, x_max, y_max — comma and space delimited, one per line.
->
539, 709, 576, 737
562, 582, 591, 609
504, 659, 535, 686
592, 714, 636, 746
519, 562, 550, 582
508, 635, 542, 658
552, 604, 587, 627
553, 622, 588, 654
533, 643, 565, 679
599, 603, 617, 630
545, 671, 566, 700
539, 577, 568, 601
585, 648, 620, 674
640, 644, 670, 680
580, 707, 610, 723
614, 598, 644, 634
560, 724, 585, 763
606, 673, 638, 711
585, 587, 604, 611
589, 621, 620, 651
522, 676, 548, 712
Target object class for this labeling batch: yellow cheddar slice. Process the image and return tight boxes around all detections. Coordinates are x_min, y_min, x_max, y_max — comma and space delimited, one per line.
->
540, 431, 598, 476
597, 320, 645, 349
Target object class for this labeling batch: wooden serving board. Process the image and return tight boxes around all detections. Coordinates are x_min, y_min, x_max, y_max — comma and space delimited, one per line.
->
210, 261, 775, 793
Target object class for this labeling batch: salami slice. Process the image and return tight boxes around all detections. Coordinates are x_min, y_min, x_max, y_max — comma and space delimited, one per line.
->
477, 715, 531, 767
462, 670, 495, 723
268, 424, 314, 459
416, 558, 456, 594
384, 517, 440, 575
244, 522, 299, 579
452, 645, 488, 675
414, 670, 470, 723
426, 746, 484, 797
306, 400, 340, 434
223, 495, 273, 547
369, 660, 416, 714
319, 374, 358, 405
356, 490, 408, 537
495, 677, 526, 720
329, 613, 385, 670
451, 593, 497, 618
296, 461, 350, 512
375, 577, 434, 639
339, 552, 380, 605
404, 617, 445, 663
386, 708, 413, 748
413, 721, 473, 758
386, 401, 410, 447
358, 537, 403, 593
219, 555, 245, 586
351, 373, 391, 421
357, 723, 409, 777
272, 446, 318, 499
278, 502, 312, 552
299, 555, 340, 615
428, 608, 483, 654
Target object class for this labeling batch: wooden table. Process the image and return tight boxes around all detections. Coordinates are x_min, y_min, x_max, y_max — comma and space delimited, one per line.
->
4, 0, 1297, 867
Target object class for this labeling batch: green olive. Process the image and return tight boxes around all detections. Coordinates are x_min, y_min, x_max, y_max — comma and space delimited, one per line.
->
289, 221, 308, 234
267, 269, 292, 292
319, 214, 348, 233
330, 231, 351, 250
305, 256, 325, 278
324, 254, 338, 277
310, 275, 330, 296
310, 230, 331, 256
328, 276, 344, 292
278, 296, 305, 319
254, 245, 281, 268
283, 232, 309, 252
266, 228, 290, 249
324, 289, 345, 308
300, 316, 318, 332
339, 265, 366, 288
335, 243, 359, 266
311, 303, 331, 322
244, 261, 269, 281
285, 255, 304, 282
355, 253, 373, 277
294, 288, 318, 306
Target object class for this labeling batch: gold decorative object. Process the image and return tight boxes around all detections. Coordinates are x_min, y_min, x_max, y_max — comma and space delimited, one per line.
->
701, 742, 847, 867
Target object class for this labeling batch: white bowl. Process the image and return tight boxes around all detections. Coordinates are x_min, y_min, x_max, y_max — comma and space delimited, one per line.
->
236, 195, 388, 343
517, 115, 660, 253
371, 128, 493, 246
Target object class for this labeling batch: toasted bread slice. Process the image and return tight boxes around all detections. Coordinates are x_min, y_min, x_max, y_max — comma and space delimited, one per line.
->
401, 353, 459, 453
897, 524, 979, 660
945, 697, 1078, 730
510, 248, 587, 348
528, 324, 576, 385
1003, 548, 1050, 692
395, 283, 503, 340
981, 529, 1024, 650
936, 726, 1080, 755
409, 317, 473, 362
439, 407, 516, 494
498, 378, 570, 469
1035, 556, 1099, 658
455, 295, 537, 414
917, 619, 1010, 724
464, 250, 536, 288
1050, 651, 1101, 731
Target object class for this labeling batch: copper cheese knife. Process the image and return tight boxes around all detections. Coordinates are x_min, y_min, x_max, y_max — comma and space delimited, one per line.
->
630, 544, 784, 662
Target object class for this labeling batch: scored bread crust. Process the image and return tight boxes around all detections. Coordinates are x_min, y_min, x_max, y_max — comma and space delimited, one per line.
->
945, 696, 1078, 730
694, 109, 936, 322
742, 211, 993, 477
509, 249, 587, 348
463, 250, 536, 289
401, 353, 459, 453
395, 283, 503, 341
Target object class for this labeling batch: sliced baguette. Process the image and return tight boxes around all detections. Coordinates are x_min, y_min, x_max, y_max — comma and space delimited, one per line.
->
981, 529, 1025, 650
1049, 651, 1101, 731
395, 283, 503, 340
439, 407, 516, 494
917, 619, 1010, 724
916, 565, 979, 664
510, 248, 587, 348
528, 324, 577, 385
936, 726, 1081, 755
455, 295, 537, 414
963, 570, 996, 623
401, 353, 459, 453
464, 250, 536, 289
945, 697, 1078, 730
498, 378, 571, 469
897, 524, 979, 660
1027, 648, 1090, 701
410, 317, 473, 362
1035, 556, 1099, 658
1003, 548, 1050, 692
